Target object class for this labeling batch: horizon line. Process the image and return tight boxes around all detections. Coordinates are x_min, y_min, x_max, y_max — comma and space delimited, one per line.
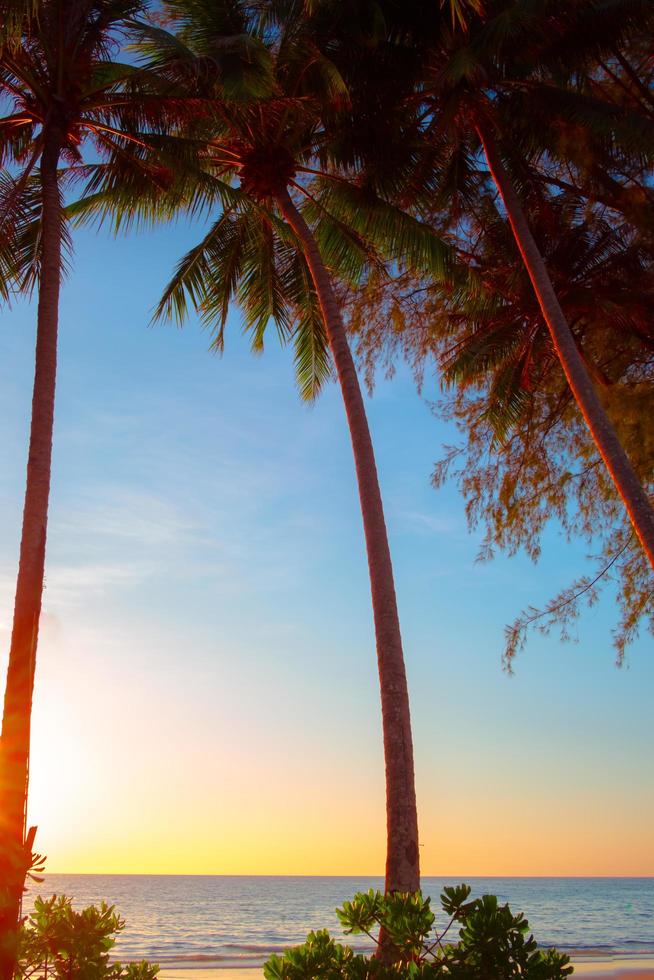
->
42, 872, 654, 879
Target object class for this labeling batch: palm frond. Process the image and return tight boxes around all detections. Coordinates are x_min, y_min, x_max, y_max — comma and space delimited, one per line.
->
282, 246, 331, 399
153, 208, 242, 327
309, 179, 453, 279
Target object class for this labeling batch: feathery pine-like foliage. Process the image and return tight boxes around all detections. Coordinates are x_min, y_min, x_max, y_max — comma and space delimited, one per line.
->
332, 0, 654, 660
347, 182, 654, 664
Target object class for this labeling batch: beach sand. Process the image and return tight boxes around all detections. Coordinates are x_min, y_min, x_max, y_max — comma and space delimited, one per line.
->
573, 960, 654, 980
159, 972, 264, 980
159, 960, 654, 980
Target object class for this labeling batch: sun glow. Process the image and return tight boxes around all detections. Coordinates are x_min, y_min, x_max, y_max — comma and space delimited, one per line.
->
23, 618, 654, 878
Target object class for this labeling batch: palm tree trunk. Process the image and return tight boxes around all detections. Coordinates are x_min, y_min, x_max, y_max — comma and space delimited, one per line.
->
476, 118, 654, 570
276, 187, 420, 895
0, 129, 62, 980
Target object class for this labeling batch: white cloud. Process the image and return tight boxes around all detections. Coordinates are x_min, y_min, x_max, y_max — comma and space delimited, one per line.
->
42, 561, 155, 607
400, 509, 460, 535
0, 561, 154, 614
53, 488, 200, 548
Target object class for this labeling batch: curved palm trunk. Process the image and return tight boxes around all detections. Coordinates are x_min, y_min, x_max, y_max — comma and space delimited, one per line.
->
0, 130, 62, 980
476, 119, 654, 570
276, 187, 420, 895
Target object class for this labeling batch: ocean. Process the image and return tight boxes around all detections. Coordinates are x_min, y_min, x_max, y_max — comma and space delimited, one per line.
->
26, 876, 654, 971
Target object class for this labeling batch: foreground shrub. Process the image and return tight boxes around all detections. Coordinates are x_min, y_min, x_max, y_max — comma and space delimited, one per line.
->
17, 895, 158, 980
264, 885, 574, 979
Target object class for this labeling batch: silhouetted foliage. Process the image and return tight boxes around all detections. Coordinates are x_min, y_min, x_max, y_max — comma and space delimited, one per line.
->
347, 184, 654, 664
336, 0, 654, 664
264, 885, 573, 979
17, 896, 158, 980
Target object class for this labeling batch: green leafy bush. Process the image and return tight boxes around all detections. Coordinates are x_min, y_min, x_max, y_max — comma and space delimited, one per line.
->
264, 885, 574, 979
17, 895, 158, 980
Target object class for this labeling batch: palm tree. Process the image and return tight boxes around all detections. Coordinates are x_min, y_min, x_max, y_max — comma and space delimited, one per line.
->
93, 0, 451, 897
450, 1, 654, 568
327, 0, 654, 571
0, 2, 187, 971
472, 113, 654, 570
436, 193, 654, 442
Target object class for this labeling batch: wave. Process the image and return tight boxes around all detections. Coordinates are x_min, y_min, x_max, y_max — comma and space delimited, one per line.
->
220, 944, 294, 953
554, 945, 654, 956
117, 937, 654, 964
33, 875, 654, 969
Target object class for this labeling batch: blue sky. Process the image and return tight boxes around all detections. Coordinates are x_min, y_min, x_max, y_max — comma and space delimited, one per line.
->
1, 213, 652, 875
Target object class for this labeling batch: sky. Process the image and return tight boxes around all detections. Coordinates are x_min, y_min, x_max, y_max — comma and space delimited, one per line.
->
0, 214, 653, 878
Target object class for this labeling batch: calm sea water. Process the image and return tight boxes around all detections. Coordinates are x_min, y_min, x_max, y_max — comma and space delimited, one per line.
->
25, 876, 654, 970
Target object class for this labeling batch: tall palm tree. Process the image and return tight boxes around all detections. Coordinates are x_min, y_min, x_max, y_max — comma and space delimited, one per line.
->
472, 113, 654, 570
448, 1, 654, 568
436, 193, 654, 442
0, 2, 187, 972
327, 0, 654, 571
89, 0, 451, 897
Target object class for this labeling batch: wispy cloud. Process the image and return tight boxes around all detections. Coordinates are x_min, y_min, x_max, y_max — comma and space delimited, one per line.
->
43, 561, 155, 607
53, 488, 200, 548
0, 560, 154, 613
0, 489, 201, 616
399, 509, 460, 536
